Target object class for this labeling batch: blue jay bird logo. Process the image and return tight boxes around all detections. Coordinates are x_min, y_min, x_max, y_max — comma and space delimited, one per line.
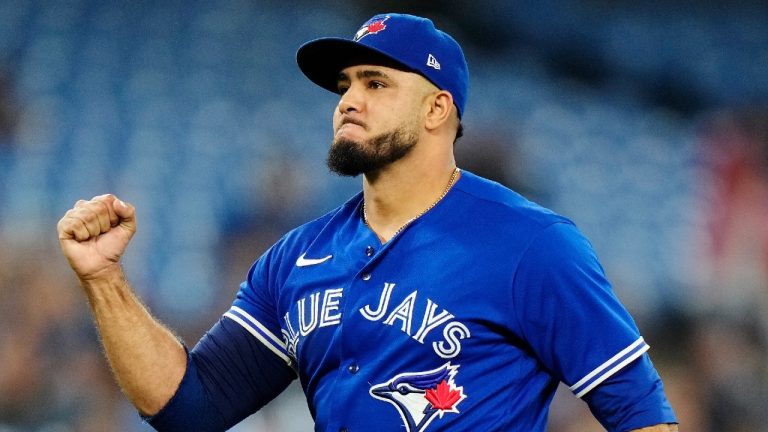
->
370, 363, 466, 432
353, 15, 390, 41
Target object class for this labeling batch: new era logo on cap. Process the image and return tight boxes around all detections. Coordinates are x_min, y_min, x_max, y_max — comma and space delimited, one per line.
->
427, 54, 441, 70
296, 13, 469, 118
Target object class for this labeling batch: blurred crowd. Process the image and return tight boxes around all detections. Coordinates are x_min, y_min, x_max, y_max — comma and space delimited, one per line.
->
2, 105, 768, 432
2, 1, 768, 431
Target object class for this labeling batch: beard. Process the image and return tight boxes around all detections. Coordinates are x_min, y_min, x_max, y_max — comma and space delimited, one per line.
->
327, 125, 418, 177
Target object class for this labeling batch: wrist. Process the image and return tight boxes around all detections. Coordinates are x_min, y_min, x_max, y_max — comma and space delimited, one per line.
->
79, 263, 125, 286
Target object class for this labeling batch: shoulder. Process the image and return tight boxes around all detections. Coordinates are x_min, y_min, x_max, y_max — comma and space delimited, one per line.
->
239, 193, 362, 300
451, 170, 573, 233
271, 192, 362, 258
259, 192, 363, 266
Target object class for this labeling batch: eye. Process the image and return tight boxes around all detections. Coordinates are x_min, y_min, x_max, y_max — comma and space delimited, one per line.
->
368, 80, 385, 90
337, 84, 349, 95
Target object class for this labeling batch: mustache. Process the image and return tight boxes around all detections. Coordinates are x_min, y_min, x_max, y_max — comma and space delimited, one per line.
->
338, 117, 368, 130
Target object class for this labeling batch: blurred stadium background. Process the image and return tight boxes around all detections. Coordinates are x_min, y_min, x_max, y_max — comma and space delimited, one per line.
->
1, 0, 767, 430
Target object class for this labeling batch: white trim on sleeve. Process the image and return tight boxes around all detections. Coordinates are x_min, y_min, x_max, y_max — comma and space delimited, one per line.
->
569, 336, 650, 398
224, 306, 291, 365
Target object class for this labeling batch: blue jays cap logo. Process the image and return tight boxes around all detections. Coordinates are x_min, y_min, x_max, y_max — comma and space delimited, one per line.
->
353, 15, 390, 41
370, 362, 467, 432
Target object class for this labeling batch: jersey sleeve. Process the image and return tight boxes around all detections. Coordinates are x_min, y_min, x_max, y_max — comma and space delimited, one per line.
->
146, 244, 299, 431
583, 353, 677, 430
511, 222, 650, 398
146, 318, 297, 432
227, 244, 295, 368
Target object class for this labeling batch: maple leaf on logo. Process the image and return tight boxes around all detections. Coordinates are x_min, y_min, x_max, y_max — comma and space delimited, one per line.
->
367, 20, 386, 34
425, 380, 463, 410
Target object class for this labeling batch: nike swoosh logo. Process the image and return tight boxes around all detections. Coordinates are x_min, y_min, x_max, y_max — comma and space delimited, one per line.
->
296, 252, 333, 267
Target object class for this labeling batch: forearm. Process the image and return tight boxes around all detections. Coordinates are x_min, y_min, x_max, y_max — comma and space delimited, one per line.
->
81, 266, 186, 416
631, 424, 678, 431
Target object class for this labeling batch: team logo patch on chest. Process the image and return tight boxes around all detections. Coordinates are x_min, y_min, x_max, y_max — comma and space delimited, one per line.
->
370, 362, 466, 432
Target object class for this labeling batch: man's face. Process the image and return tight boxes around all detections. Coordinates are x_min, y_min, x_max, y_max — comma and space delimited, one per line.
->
327, 64, 434, 176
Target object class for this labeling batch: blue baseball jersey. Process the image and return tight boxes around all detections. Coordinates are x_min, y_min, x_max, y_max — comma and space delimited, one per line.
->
224, 170, 667, 431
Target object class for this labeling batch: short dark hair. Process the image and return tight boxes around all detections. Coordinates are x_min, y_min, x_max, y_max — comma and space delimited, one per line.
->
454, 121, 464, 144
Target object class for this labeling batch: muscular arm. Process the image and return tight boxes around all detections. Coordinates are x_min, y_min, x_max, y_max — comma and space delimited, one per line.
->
80, 268, 187, 415
57, 195, 186, 415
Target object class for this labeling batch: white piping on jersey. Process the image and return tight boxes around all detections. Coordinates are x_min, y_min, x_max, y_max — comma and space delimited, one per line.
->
224, 306, 291, 365
569, 336, 650, 398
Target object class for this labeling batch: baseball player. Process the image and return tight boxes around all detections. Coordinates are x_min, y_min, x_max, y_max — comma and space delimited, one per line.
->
57, 13, 678, 432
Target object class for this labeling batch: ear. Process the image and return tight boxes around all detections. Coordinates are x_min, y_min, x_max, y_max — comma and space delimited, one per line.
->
424, 90, 455, 132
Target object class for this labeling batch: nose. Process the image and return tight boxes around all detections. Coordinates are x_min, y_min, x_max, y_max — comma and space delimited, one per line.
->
337, 84, 363, 115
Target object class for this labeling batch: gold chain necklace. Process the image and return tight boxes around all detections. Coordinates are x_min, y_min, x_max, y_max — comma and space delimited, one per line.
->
362, 167, 460, 237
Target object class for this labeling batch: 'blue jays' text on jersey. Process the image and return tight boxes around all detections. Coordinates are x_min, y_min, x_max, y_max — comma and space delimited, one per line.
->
226, 171, 653, 431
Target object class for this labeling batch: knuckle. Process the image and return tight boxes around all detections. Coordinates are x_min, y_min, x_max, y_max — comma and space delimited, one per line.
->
90, 199, 109, 213
58, 216, 74, 230
79, 209, 98, 224
64, 209, 79, 220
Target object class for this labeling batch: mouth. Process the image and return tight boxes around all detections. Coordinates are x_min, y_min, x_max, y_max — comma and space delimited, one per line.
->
335, 118, 367, 137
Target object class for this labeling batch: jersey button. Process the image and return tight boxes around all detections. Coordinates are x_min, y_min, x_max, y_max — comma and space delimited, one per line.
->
348, 363, 359, 374
361, 273, 371, 281
365, 246, 375, 257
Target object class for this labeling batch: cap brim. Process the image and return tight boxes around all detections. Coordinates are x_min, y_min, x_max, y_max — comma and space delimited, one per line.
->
297, 38, 413, 94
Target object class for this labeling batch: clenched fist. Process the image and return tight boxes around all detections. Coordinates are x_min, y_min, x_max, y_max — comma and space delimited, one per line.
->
57, 194, 137, 281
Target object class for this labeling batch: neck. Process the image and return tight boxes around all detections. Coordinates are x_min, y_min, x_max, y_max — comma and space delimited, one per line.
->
362, 155, 459, 243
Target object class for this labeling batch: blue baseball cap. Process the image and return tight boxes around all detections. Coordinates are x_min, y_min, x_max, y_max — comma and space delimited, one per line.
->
297, 13, 469, 118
